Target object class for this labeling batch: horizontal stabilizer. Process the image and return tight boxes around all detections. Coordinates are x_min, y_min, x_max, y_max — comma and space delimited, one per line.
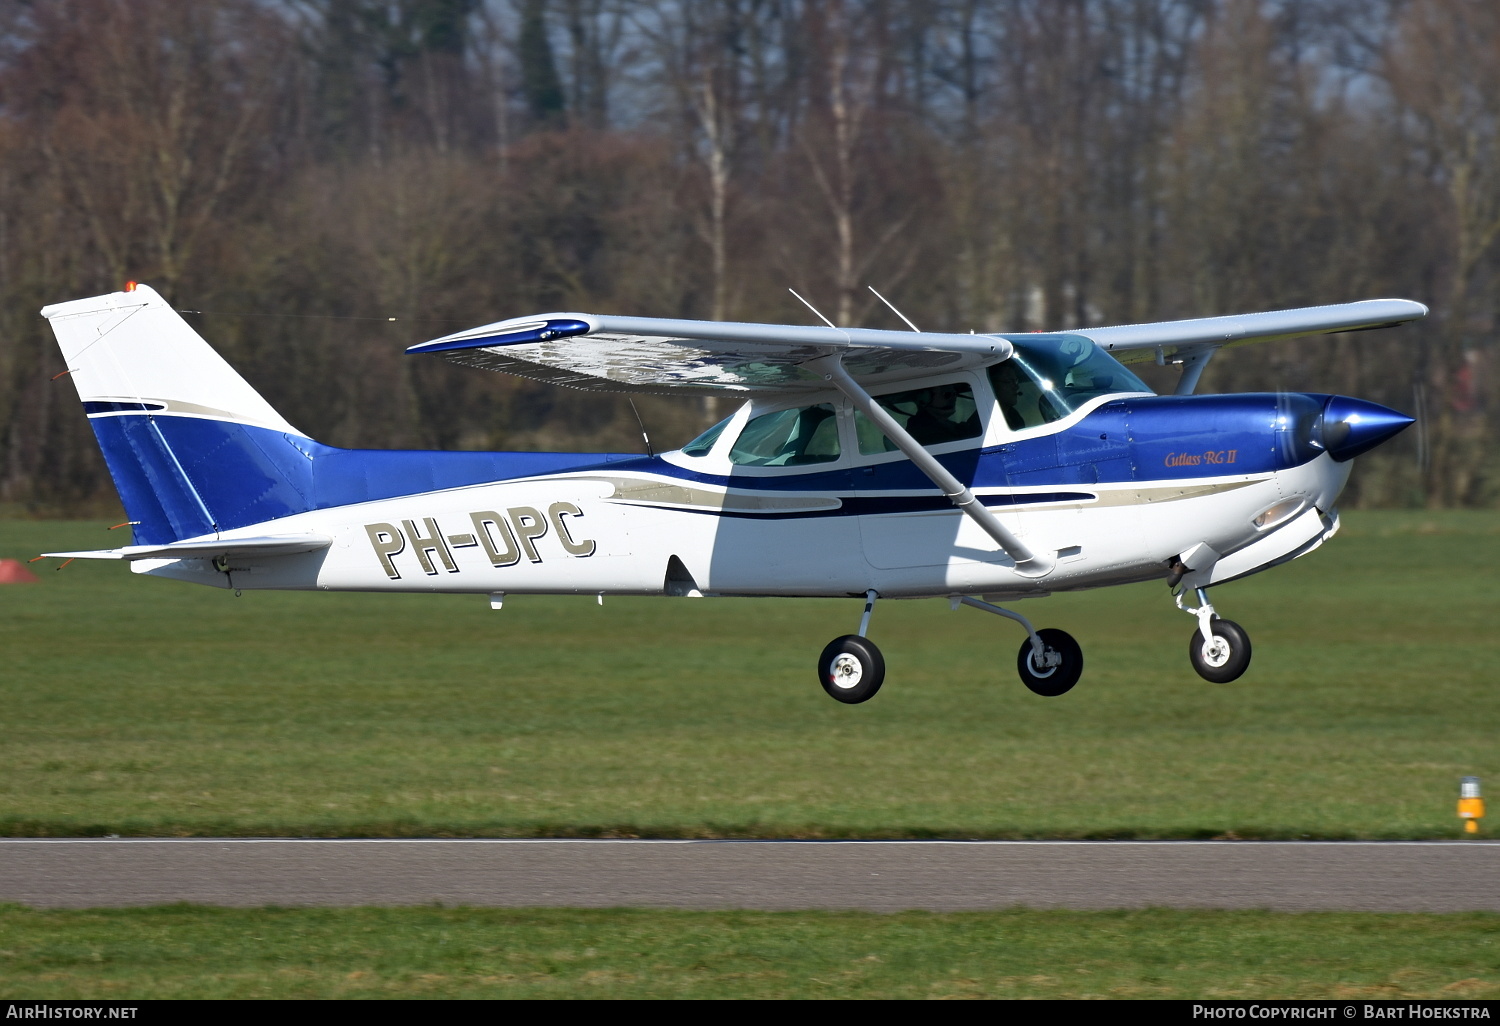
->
44, 534, 332, 562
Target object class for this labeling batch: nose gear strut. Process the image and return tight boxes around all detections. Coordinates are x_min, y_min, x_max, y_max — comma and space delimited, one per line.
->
1174, 585, 1253, 683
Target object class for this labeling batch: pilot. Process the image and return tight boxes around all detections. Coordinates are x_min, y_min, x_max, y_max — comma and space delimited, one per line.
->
992, 363, 1060, 429
991, 364, 1028, 430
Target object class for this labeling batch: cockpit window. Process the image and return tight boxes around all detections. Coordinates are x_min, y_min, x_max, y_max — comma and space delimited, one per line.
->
728, 403, 841, 466
680, 415, 731, 457
989, 336, 1151, 429
855, 381, 981, 454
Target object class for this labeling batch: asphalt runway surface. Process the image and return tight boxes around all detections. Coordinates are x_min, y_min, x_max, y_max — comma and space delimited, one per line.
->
2, 839, 1497, 912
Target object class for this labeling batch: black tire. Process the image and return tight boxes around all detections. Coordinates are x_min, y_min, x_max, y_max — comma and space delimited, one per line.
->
1188, 617, 1252, 683
1016, 628, 1083, 697
818, 635, 886, 704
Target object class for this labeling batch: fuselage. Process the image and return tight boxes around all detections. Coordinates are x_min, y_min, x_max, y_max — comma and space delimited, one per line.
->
131, 388, 1380, 601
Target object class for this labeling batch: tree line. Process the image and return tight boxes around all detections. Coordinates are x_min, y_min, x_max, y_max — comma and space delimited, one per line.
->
0, 0, 1496, 513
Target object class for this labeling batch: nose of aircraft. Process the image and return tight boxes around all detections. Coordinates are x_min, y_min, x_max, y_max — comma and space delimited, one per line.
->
1320, 396, 1415, 462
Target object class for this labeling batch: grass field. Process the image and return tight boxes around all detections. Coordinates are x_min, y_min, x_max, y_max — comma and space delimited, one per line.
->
1, 512, 1495, 839
1, 904, 1497, 999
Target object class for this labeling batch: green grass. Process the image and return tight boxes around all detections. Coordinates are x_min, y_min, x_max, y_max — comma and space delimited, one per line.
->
1, 904, 1497, 999
1, 512, 1496, 839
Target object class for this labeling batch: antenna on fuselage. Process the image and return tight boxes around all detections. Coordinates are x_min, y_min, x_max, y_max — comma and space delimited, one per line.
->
867, 285, 921, 332
788, 288, 838, 329
627, 398, 655, 457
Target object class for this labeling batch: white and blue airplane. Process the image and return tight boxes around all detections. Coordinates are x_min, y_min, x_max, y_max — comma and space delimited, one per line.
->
40, 284, 1423, 703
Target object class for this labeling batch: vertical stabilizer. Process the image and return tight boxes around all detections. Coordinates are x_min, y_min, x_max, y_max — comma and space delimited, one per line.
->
42, 285, 300, 434
42, 285, 316, 544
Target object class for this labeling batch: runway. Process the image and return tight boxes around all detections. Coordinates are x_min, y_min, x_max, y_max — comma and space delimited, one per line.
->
2, 839, 1497, 912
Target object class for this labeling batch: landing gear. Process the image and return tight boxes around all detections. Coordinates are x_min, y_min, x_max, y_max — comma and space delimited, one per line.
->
1016, 627, 1084, 696
818, 590, 886, 704
818, 590, 1085, 703
1175, 585, 1253, 683
955, 595, 1083, 697
1188, 618, 1252, 683
818, 634, 886, 704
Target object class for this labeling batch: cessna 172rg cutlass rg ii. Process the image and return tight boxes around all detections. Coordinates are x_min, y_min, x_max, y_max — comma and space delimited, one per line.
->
41, 285, 1422, 703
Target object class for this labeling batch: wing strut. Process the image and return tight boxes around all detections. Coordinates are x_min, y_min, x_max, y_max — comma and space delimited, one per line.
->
807, 356, 1054, 579
1173, 346, 1218, 395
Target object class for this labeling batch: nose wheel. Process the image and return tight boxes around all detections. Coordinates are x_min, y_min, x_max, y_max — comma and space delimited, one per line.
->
1175, 585, 1253, 682
1188, 617, 1252, 683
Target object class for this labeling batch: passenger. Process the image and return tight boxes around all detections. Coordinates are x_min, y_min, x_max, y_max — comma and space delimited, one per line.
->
905, 386, 978, 444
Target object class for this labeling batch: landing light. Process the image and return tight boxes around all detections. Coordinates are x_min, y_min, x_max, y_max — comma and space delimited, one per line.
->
1459, 777, 1484, 835
1252, 498, 1303, 530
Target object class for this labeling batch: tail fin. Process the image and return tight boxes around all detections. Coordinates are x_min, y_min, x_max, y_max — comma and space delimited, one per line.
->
43, 285, 317, 544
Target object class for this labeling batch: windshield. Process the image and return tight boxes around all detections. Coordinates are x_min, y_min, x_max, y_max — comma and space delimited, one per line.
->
989, 336, 1151, 429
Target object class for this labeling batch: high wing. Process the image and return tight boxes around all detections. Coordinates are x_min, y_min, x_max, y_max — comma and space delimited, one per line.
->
408, 299, 1428, 397
1076, 298, 1428, 364
407, 313, 1014, 395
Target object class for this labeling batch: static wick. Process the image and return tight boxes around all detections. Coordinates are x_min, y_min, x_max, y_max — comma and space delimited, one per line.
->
107, 521, 140, 531
51, 369, 75, 381
54, 557, 75, 571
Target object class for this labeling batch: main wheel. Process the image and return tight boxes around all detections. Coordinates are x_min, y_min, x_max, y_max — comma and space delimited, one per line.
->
818, 635, 886, 704
1016, 628, 1083, 696
1188, 617, 1252, 683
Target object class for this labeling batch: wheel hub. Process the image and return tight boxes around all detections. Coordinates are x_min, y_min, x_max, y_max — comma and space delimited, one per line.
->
1028, 647, 1059, 677
829, 653, 864, 689
1201, 635, 1231, 667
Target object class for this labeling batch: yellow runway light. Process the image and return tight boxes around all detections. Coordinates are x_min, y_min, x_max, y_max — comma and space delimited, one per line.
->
1459, 777, 1484, 835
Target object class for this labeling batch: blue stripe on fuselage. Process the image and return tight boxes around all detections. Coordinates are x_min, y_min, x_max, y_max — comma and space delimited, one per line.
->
86, 413, 636, 544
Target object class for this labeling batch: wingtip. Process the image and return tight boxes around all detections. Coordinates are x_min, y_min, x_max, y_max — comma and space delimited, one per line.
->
409, 315, 595, 355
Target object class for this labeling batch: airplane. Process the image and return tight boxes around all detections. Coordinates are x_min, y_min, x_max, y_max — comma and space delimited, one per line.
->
38, 283, 1424, 703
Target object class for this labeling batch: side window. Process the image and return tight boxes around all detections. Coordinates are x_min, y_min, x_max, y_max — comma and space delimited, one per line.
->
854, 381, 981, 455
728, 404, 841, 466
989, 360, 1063, 430
680, 415, 731, 457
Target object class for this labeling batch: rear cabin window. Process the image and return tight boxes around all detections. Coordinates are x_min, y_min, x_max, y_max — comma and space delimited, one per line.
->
728, 404, 841, 466
989, 336, 1151, 429
855, 381, 982, 455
